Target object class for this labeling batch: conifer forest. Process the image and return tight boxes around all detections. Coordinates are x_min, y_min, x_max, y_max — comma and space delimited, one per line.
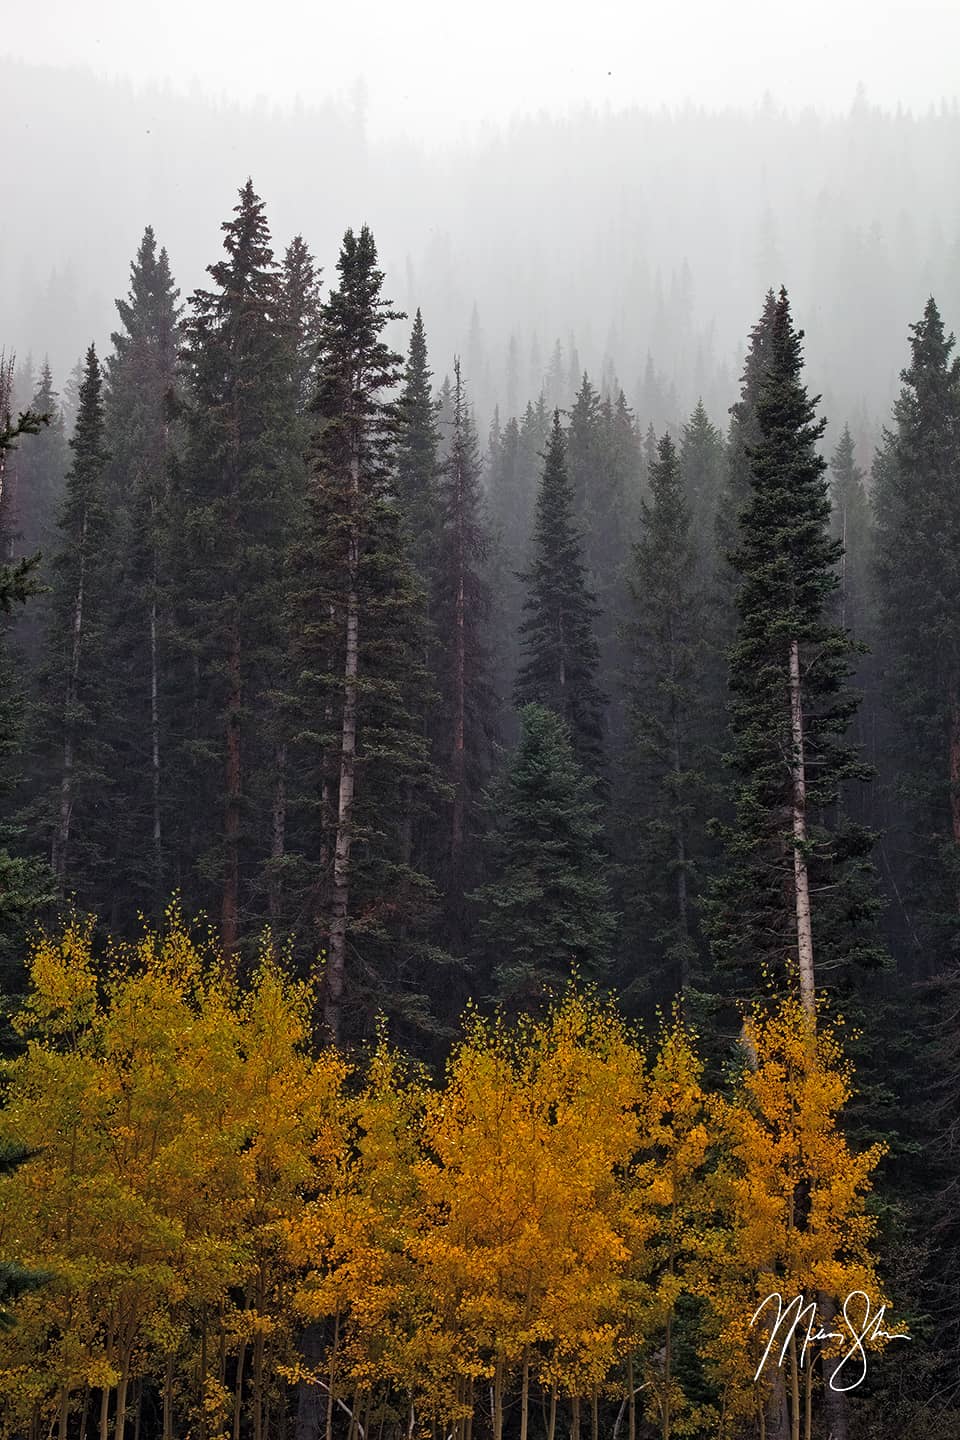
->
3, 32, 960, 1440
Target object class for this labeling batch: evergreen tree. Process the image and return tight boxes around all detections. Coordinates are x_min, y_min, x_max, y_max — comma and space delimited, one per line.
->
100, 226, 181, 923
173, 180, 296, 951
873, 297, 960, 965
515, 411, 605, 773
280, 234, 323, 416
41, 345, 111, 898
13, 362, 67, 645
0, 406, 53, 1006
432, 359, 496, 941
619, 432, 705, 1007
287, 225, 438, 1044
705, 289, 881, 1011
679, 398, 725, 569
395, 308, 440, 587
473, 703, 614, 1013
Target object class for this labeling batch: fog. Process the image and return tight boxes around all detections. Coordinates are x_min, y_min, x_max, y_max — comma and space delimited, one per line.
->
3, 19, 960, 454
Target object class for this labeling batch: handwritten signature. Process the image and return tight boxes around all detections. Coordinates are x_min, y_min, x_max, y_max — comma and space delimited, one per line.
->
749, 1292, 910, 1392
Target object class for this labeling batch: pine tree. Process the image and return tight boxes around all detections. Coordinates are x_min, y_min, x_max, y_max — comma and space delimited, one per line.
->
395, 308, 440, 588
0, 406, 53, 1005
173, 180, 296, 951
679, 399, 725, 569
705, 290, 881, 1012
873, 297, 960, 964
620, 433, 705, 1006
42, 345, 110, 897
287, 225, 437, 1044
515, 411, 605, 773
473, 703, 614, 1013
280, 234, 323, 416
99, 226, 181, 923
13, 362, 67, 646
432, 359, 496, 940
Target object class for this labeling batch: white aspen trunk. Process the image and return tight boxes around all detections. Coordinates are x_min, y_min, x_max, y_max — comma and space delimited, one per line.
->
325, 454, 360, 1043
789, 638, 816, 1020
54, 507, 87, 888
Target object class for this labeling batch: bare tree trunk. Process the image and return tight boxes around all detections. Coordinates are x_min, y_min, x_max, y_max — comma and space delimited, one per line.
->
221, 613, 242, 954
789, 638, 816, 1019
54, 507, 87, 888
325, 456, 361, 1043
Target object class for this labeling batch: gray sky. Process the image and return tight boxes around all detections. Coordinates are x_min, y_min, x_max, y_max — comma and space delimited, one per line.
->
6, 0, 960, 142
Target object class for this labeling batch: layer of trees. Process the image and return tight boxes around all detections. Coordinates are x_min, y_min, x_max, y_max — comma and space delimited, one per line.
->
2, 180, 960, 1437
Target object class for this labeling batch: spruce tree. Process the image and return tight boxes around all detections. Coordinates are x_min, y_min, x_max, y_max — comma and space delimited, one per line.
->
873, 297, 960, 963
679, 398, 725, 569
0, 407, 53, 1004
100, 227, 181, 922
473, 703, 614, 1014
12, 362, 67, 651
620, 432, 705, 1006
432, 359, 496, 940
515, 411, 605, 773
287, 225, 438, 1044
395, 308, 440, 588
173, 180, 296, 951
705, 289, 881, 1011
41, 345, 111, 897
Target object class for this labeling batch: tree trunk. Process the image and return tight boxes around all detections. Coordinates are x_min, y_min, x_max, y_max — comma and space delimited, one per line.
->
163, 1356, 174, 1440
54, 507, 87, 888
788, 638, 816, 1019
519, 1352, 529, 1440
325, 457, 361, 1043
150, 536, 162, 905
221, 612, 242, 954
294, 1323, 326, 1440
819, 1294, 848, 1440
233, 1341, 247, 1440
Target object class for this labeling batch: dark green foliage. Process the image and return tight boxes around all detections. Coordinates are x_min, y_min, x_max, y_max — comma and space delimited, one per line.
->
286, 225, 442, 1044
679, 398, 725, 568
704, 289, 882, 999
873, 298, 960, 968
431, 361, 497, 943
0, 406, 55, 1011
172, 180, 297, 945
37, 344, 112, 900
473, 703, 615, 1013
515, 411, 605, 773
98, 227, 181, 925
12, 363, 67, 638
619, 432, 705, 1008
395, 308, 440, 587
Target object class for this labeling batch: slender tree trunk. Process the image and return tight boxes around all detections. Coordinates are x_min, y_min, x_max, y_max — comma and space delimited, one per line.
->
627, 1354, 636, 1440
325, 457, 361, 1042
570, 1394, 580, 1440
788, 638, 816, 1019
519, 1352, 529, 1440
98, 1385, 110, 1440
163, 1356, 174, 1440
233, 1341, 247, 1440
222, 611, 242, 954
79, 1385, 90, 1440
819, 1294, 848, 1440
671, 702, 690, 993
116, 1354, 130, 1440
546, 1384, 557, 1440
58, 1388, 70, 1440
270, 742, 287, 924
150, 586, 162, 900
54, 507, 87, 888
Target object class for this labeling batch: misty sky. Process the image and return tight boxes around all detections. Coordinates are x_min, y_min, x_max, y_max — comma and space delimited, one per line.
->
7, 0, 960, 141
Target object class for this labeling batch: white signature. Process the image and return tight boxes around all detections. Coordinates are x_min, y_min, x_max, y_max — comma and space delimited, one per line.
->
749, 1291, 910, 1392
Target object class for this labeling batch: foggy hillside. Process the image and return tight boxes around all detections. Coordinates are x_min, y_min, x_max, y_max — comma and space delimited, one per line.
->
5, 56, 960, 445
